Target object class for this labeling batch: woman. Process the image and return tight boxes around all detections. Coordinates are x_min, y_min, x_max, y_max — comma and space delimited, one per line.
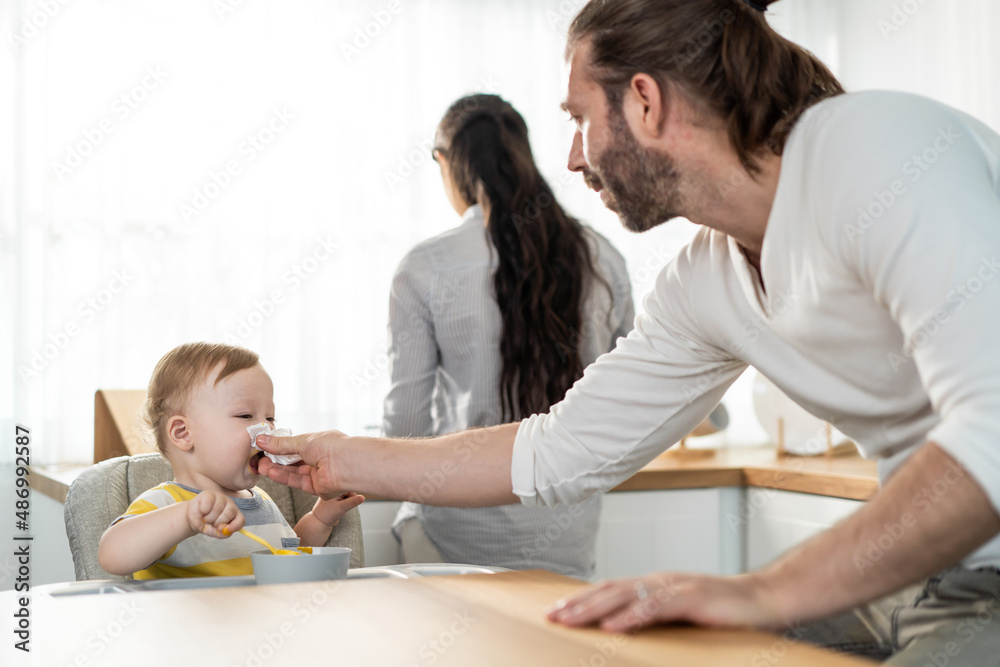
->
381, 94, 634, 578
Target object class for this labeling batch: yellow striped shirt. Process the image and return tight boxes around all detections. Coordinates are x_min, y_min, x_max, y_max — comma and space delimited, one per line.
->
112, 482, 298, 579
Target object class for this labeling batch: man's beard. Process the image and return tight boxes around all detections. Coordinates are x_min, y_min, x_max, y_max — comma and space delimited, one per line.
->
586, 112, 683, 233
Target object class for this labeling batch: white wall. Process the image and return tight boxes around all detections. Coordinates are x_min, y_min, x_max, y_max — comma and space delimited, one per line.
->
0, 466, 20, 592
769, 0, 999, 131
0, 467, 75, 593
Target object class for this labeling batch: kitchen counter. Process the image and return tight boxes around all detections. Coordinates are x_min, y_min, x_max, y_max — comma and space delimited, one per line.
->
614, 446, 879, 501
31, 445, 880, 504
9, 570, 874, 666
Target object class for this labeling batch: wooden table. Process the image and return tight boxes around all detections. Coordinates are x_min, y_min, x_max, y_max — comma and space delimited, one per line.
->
9, 571, 874, 666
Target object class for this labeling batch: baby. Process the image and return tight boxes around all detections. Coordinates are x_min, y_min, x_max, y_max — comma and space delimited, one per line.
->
98, 342, 364, 578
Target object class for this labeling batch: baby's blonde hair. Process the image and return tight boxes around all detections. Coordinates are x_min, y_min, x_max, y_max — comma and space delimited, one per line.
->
144, 342, 260, 455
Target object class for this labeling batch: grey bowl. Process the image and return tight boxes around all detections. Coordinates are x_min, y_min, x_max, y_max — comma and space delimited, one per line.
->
251, 547, 352, 585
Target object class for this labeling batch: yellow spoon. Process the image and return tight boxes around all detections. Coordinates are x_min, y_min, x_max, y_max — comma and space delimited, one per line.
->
238, 527, 302, 555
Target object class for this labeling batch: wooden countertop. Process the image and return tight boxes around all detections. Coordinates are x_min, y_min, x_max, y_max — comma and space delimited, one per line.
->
31, 446, 879, 504
14, 570, 873, 666
30, 463, 85, 504
614, 446, 879, 501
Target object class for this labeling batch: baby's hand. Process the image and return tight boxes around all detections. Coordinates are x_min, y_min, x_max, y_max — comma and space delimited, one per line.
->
187, 490, 246, 538
312, 492, 365, 528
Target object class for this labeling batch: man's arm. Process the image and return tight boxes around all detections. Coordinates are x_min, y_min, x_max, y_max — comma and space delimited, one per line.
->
760, 441, 998, 623
257, 424, 522, 506
260, 248, 745, 508
549, 441, 1000, 632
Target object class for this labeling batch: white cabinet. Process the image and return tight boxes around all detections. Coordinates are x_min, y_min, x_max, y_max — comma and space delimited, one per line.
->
357, 489, 867, 579
359, 491, 742, 578
744, 489, 863, 571
24, 490, 77, 587
592, 488, 742, 581
358, 500, 403, 566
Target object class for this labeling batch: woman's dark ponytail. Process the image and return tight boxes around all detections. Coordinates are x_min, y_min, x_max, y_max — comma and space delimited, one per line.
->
436, 95, 608, 421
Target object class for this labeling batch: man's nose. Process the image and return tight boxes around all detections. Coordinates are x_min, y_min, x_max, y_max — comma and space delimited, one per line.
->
567, 131, 586, 173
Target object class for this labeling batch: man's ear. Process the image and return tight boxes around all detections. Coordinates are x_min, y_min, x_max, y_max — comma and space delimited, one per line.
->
623, 73, 668, 142
166, 415, 194, 452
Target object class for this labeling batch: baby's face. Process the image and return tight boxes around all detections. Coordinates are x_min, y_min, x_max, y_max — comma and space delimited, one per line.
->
183, 362, 275, 494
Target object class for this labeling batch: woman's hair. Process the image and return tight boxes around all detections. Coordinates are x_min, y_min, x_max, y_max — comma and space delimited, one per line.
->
568, 0, 843, 173
144, 342, 259, 455
435, 94, 608, 421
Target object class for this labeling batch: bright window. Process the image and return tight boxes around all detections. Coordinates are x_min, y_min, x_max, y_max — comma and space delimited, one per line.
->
2, 0, 997, 464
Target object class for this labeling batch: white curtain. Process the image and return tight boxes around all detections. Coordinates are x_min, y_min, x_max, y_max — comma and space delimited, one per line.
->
2, 0, 997, 464
769, 0, 999, 128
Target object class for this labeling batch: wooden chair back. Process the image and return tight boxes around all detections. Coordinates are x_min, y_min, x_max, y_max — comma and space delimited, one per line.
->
94, 389, 153, 463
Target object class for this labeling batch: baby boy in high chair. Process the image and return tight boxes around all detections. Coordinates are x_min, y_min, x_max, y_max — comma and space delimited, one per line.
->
98, 342, 364, 578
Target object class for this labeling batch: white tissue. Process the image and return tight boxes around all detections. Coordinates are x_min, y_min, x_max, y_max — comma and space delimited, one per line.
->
247, 422, 303, 466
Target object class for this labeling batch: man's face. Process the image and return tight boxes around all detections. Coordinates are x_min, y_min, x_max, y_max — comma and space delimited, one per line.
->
563, 40, 684, 232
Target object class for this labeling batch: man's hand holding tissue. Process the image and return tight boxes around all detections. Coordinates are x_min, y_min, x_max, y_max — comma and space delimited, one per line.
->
255, 430, 351, 500
255, 424, 522, 508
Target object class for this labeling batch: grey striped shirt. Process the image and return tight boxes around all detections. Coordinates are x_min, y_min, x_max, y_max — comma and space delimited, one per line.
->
384, 205, 634, 579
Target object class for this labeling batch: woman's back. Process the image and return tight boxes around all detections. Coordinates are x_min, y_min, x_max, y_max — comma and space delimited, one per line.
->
384, 204, 634, 577
384, 205, 633, 436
